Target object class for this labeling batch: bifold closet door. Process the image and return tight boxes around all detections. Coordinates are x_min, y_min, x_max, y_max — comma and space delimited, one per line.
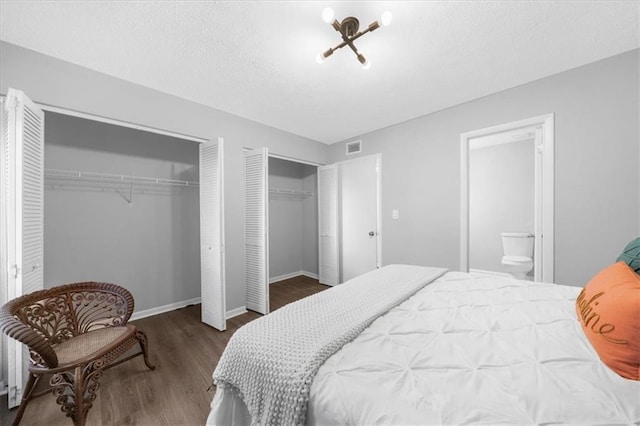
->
244, 148, 269, 314
317, 164, 339, 286
200, 138, 226, 331
1, 88, 45, 408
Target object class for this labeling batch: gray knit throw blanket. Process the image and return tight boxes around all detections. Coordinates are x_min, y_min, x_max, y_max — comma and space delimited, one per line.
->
212, 264, 447, 426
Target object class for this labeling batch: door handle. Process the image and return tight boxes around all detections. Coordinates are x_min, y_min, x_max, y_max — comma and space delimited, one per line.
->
369, 231, 375, 237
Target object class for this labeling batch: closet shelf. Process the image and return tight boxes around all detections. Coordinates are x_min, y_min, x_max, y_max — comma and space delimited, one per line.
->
268, 188, 313, 200
44, 169, 199, 188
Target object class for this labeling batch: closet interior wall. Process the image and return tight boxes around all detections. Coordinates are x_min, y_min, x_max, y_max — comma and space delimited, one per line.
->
43, 112, 201, 313
268, 157, 318, 282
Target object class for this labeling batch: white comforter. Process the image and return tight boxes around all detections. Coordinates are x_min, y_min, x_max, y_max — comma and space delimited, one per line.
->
209, 271, 640, 425
307, 272, 640, 425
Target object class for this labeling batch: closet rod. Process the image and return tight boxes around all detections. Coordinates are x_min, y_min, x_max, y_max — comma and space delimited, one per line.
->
44, 168, 199, 187
268, 188, 313, 199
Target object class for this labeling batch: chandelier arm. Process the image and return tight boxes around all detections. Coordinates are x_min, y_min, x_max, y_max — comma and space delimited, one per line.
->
321, 17, 382, 64
340, 22, 380, 56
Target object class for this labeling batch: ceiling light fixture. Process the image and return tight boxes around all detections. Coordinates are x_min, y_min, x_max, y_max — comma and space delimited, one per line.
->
316, 7, 391, 70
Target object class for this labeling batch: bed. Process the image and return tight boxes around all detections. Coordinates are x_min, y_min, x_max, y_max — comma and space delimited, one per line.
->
207, 264, 640, 425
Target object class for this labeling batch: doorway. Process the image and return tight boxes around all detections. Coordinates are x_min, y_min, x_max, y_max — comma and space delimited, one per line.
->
460, 114, 554, 282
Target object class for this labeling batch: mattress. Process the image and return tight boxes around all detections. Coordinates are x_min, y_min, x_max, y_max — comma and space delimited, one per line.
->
209, 271, 640, 425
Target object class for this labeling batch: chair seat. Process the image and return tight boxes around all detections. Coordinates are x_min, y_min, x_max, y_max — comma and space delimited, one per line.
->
52, 325, 136, 365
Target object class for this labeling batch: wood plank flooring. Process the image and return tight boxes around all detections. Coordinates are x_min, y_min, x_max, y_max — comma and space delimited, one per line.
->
1, 275, 328, 426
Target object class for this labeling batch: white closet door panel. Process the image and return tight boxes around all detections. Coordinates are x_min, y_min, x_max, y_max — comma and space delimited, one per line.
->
2, 89, 44, 409
200, 138, 226, 331
318, 164, 339, 286
19, 97, 44, 296
244, 148, 269, 314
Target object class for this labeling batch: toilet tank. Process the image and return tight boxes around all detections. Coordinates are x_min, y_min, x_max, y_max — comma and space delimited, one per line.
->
501, 232, 534, 257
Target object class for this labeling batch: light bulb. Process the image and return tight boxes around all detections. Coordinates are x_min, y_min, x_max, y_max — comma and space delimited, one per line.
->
362, 59, 371, 70
316, 53, 325, 64
381, 11, 392, 26
322, 7, 334, 23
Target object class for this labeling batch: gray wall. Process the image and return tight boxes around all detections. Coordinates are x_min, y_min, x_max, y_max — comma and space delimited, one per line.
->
43, 112, 200, 311
469, 139, 535, 275
2, 40, 637, 301
329, 49, 640, 287
0, 41, 328, 313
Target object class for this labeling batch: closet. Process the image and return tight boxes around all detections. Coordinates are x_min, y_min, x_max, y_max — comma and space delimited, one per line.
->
243, 152, 381, 316
2, 89, 224, 408
268, 157, 318, 283
43, 111, 202, 314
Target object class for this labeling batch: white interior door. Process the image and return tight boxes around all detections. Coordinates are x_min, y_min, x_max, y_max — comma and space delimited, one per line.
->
340, 155, 380, 282
1, 88, 45, 408
317, 164, 339, 286
244, 148, 269, 314
200, 138, 226, 331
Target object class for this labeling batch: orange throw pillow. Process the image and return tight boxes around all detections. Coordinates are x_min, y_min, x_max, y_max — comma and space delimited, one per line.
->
576, 261, 640, 380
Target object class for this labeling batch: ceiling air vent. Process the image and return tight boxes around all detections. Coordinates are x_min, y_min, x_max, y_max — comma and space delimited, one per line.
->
346, 140, 362, 155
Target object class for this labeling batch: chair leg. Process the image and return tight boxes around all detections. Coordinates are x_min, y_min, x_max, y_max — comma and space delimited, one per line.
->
12, 372, 40, 426
51, 361, 105, 426
135, 330, 156, 370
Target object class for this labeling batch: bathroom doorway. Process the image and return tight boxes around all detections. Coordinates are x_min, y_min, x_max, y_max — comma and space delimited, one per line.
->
460, 114, 554, 282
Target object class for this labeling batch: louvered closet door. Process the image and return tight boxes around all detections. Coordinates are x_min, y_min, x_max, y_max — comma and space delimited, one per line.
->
200, 138, 226, 331
1, 89, 45, 408
244, 148, 269, 314
317, 164, 339, 286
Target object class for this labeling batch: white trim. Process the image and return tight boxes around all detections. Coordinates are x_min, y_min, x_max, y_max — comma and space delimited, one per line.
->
226, 306, 247, 319
375, 155, 382, 269
268, 152, 324, 167
131, 299, 250, 322
460, 114, 554, 283
130, 297, 201, 321
269, 270, 320, 284
269, 271, 303, 284
4, 97, 209, 144
302, 270, 319, 280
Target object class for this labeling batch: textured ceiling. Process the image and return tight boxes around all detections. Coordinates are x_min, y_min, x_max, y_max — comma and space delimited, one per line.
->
1, 1, 638, 144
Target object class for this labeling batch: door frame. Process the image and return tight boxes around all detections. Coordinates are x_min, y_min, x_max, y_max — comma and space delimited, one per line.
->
245, 148, 325, 312
333, 153, 382, 282
460, 114, 554, 282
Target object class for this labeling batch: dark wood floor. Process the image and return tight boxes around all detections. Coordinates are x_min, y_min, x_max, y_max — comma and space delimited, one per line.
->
1, 275, 328, 426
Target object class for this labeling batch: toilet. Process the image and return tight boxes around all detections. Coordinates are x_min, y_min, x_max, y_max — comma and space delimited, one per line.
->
501, 232, 534, 280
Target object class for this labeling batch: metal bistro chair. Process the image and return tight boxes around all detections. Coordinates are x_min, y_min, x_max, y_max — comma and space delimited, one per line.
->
0, 282, 155, 425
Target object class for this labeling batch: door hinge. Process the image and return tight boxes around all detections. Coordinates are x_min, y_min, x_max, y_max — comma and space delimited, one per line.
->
10, 264, 19, 279
536, 144, 544, 153
9, 385, 19, 404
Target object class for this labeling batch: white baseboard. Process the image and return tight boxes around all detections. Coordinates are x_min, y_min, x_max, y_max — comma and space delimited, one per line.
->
131, 297, 201, 321
270, 270, 319, 284
226, 306, 247, 319
269, 271, 302, 284
132, 298, 249, 322
302, 270, 319, 279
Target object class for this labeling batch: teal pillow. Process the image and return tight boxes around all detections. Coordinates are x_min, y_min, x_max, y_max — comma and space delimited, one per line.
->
617, 237, 640, 274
